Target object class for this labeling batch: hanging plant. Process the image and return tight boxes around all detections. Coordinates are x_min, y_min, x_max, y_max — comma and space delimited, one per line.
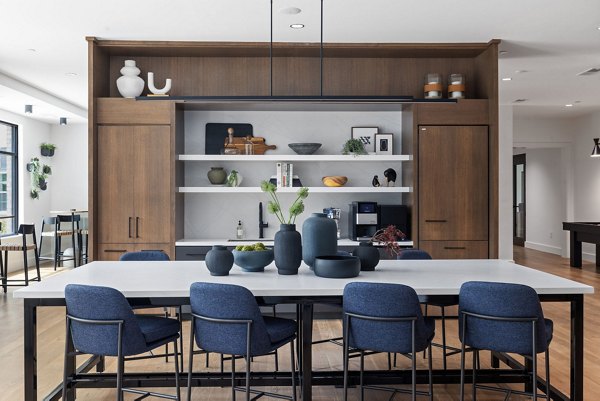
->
28, 157, 52, 199
40, 143, 56, 157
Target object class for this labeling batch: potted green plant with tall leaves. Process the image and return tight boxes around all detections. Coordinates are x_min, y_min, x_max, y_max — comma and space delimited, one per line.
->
260, 180, 308, 275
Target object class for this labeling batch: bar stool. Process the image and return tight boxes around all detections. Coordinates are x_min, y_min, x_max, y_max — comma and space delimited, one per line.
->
39, 215, 81, 269
0, 224, 41, 293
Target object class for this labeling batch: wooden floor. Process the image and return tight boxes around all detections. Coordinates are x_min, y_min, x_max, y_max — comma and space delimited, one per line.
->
1, 247, 599, 400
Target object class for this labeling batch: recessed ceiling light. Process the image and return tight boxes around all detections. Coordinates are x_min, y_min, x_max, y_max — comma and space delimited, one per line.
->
513, 99, 528, 103
280, 7, 302, 15
65, 72, 78, 77
502, 77, 512, 81
515, 70, 529, 74
565, 104, 574, 107
26, 48, 36, 53
290, 24, 305, 29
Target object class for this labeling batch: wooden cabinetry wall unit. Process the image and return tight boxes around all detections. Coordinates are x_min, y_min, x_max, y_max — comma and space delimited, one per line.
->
87, 37, 498, 261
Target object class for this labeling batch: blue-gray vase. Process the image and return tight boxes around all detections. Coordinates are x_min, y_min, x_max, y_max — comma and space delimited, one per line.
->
352, 242, 380, 271
205, 245, 234, 276
274, 224, 302, 275
302, 212, 338, 269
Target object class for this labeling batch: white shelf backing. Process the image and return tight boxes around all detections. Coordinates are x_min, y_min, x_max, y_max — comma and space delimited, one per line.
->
178, 186, 412, 193
178, 154, 412, 162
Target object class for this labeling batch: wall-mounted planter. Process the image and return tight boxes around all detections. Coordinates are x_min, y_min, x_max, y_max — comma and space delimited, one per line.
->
40, 143, 56, 157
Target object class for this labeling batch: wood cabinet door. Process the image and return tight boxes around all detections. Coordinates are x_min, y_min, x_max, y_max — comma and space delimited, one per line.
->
419, 126, 488, 241
132, 126, 171, 243
97, 126, 136, 243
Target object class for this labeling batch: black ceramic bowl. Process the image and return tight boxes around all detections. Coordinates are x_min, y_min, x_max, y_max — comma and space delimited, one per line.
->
288, 143, 322, 155
313, 255, 361, 278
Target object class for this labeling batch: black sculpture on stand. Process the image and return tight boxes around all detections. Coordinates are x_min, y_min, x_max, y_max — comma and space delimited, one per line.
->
383, 168, 397, 187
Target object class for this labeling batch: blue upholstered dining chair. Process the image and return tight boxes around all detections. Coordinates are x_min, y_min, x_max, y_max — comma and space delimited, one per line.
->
458, 281, 553, 401
188, 282, 297, 401
63, 284, 181, 401
398, 249, 459, 370
342, 282, 435, 401
120, 250, 170, 261
119, 250, 185, 370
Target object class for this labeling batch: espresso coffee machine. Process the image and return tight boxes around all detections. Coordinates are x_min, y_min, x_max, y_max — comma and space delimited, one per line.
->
349, 202, 378, 241
349, 202, 409, 241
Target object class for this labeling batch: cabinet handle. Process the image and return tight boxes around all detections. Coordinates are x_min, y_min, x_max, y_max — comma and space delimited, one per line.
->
140, 249, 164, 252
186, 253, 207, 257
128, 217, 132, 238
444, 246, 466, 250
425, 219, 447, 223
136, 217, 140, 238
104, 249, 127, 253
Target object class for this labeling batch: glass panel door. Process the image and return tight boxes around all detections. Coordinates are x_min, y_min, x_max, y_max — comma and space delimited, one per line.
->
513, 154, 526, 246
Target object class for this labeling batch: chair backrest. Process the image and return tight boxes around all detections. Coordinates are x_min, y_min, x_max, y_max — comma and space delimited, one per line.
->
119, 250, 170, 261
65, 284, 148, 356
189, 282, 272, 356
397, 249, 432, 260
17, 224, 37, 246
58, 214, 81, 223
343, 282, 431, 353
42, 216, 57, 227
459, 281, 549, 355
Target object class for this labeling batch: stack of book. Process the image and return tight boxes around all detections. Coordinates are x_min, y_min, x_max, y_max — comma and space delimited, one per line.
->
276, 162, 293, 188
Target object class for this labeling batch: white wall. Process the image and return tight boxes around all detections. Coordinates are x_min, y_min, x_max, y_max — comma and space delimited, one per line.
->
498, 105, 514, 260
520, 148, 565, 254
49, 123, 88, 211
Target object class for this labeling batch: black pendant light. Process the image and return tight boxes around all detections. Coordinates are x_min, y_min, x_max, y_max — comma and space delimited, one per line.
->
591, 138, 600, 157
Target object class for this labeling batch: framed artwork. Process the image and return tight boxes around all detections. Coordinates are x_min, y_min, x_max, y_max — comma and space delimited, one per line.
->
375, 133, 393, 155
351, 127, 378, 153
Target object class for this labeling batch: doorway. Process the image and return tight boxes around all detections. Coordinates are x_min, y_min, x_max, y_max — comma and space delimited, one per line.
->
513, 154, 526, 246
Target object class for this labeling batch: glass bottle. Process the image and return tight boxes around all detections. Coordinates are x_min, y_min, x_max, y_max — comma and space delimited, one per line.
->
244, 135, 254, 155
424, 73, 442, 99
236, 220, 244, 239
448, 73, 465, 99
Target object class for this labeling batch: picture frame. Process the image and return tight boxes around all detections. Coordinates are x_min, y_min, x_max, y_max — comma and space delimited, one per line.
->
351, 127, 378, 153
375, 133, 393, 155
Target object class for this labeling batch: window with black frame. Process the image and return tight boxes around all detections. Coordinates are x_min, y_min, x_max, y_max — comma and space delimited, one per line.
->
0, 121, 17, 236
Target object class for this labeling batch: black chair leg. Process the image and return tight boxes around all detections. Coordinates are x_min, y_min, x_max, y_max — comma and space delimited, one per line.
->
290, 340, 297, 401
343, 319, 349, 401
545, 349, 550, 400
34, 246, 41, 281
0, 250, 6, 293
441, 306, 447, 370
428, 344, 433, 401
173, 339, 181, 401
187, 317, 195, 401
245, 355, 251, 401
231, 353, 236, 401
54, 237, 59, 270
359, 350, 365, 401
117, 353, 124, 401
472, 349, 478, 401
22, 247, 29, 286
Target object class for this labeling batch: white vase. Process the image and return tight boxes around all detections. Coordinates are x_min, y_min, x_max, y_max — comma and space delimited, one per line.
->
116, 60, 145, 98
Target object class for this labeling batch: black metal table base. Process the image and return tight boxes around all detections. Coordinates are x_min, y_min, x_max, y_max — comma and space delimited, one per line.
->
24, 294, 585, 401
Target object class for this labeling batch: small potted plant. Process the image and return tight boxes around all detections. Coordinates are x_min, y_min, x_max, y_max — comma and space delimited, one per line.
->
261, 181, 309, 275
40, 143, 56, 157
342, 138, 367, 156
353, 225, 406, 271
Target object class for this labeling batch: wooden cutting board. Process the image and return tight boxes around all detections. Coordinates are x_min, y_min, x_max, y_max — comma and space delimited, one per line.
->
224, 137, 277, 155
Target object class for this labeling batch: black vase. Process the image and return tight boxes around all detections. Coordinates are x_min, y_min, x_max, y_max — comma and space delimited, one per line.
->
302, 212, 337, 269
274, 224, 302, 275
205, 245, 234, 276
352, 242, 380, 271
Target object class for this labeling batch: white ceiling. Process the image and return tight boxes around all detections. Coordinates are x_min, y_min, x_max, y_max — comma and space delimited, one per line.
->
0, 0, 599, 121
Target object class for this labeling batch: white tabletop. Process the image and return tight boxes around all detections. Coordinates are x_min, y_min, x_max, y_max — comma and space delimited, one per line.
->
14, 259, 593, 299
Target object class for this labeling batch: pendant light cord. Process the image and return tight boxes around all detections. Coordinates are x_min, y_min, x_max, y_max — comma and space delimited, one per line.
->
270, 0, 273, 97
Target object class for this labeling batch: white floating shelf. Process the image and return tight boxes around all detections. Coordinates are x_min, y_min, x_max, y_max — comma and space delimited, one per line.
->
178, 154, 412, 162
178, 186, 411, 194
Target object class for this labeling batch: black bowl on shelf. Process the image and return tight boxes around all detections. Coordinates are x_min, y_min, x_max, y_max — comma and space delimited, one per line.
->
288, 143, 322, 155
313, 255, 361, 278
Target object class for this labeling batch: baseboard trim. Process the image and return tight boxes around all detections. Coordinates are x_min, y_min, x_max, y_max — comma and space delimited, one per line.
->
583, 251, 597, 262
524, 241, 562, 256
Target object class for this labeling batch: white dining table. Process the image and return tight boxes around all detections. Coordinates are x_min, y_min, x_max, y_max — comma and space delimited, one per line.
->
15, 259, 593, 401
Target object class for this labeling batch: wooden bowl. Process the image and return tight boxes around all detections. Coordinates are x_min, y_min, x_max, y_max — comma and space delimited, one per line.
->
322, 176, 348, 187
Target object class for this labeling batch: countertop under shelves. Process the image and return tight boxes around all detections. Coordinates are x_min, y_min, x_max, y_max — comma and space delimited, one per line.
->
178, 186, 411, 193
176, 238, 414, 247
178, 154, 412, 162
